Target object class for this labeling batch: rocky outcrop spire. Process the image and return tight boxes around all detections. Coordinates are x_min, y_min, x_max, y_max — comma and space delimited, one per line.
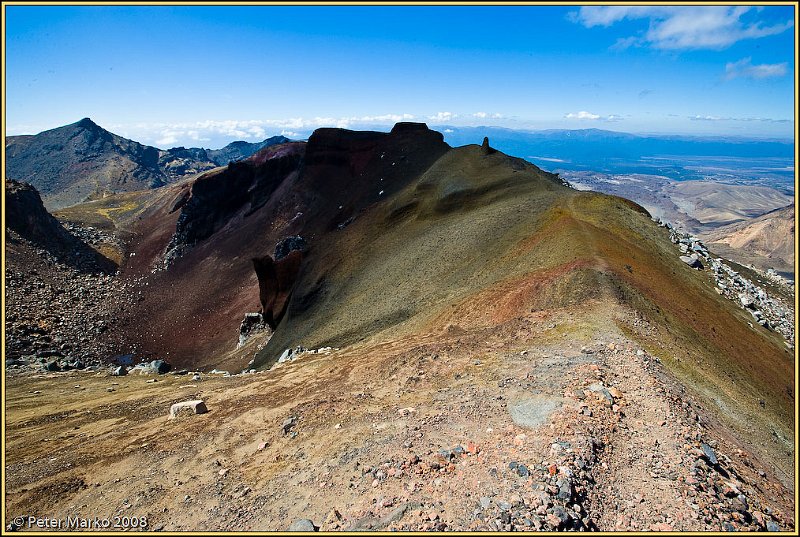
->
481, 136, 494, 155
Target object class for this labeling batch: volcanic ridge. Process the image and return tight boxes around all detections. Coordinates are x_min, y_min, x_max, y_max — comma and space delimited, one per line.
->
4, 122, 795, 532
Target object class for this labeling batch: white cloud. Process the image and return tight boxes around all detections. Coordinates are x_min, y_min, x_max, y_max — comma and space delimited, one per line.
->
610, 36, 641, 51
444, 128, 454, 133
156, 133, 179, 146
133, 114, 422, 147
571, 6, 793, 50
689, 115, 724, 121
428, 111, 457, 122
565, 111, 601, 120
565, 111, 623, 122
471, 111, 504, 120
571, 6, 658, 27
725, 57, 788, 80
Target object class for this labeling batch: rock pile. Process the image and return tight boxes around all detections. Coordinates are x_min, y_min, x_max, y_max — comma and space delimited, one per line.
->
4, 253, 130, 372
271, 346, 338, 367
660, 221, 794, 348
62, 222, 124, 257
238, 312, 271, 349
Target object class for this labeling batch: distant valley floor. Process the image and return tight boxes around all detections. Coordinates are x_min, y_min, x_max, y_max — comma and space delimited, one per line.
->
559, 170, 794, 279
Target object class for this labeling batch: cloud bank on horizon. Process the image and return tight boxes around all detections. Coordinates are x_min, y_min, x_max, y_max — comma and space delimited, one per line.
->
5, 4, 794, 147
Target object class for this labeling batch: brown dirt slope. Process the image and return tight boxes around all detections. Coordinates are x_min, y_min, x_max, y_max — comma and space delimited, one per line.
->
701, 204, 794, 275
4, 301, 794, 531
664, 180, 792, 227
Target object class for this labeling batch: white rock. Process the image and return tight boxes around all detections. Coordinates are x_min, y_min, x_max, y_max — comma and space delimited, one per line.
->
169, 400, 208, 419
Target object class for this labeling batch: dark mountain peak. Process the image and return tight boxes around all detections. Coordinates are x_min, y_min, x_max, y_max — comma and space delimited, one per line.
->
206, 137, 292, 166
266, 135, 291, 144
74, 117, 101, 131
307, 122, 445, 151
248, 141, 306, 166
308, 126, 384, 144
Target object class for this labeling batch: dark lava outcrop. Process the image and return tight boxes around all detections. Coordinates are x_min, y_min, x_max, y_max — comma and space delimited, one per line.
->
275, 236, 307, 260
162, 143, 307, 265
253, 250, 304, 330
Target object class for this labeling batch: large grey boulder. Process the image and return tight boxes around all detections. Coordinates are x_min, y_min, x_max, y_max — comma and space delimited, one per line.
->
679, 254, 703, 269
287, 519, 317, 532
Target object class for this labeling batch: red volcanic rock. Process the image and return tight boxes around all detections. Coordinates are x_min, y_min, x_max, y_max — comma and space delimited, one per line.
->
106, 123, 451, 369
253, 250, 304, 329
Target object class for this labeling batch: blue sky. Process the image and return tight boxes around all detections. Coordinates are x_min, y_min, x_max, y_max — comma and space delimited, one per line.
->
4, 4, 796, 148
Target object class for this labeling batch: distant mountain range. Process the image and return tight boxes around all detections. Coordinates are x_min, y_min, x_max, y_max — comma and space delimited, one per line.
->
436, 126, 795, 189
5, 118, 289, 209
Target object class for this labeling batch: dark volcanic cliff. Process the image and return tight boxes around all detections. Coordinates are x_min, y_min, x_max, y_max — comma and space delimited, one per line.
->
104, 123, 450, 369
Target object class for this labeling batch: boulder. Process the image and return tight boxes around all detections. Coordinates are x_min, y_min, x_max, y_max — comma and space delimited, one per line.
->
680, 254, 703, 269
586, 383, 614, 406
169, 400, 208, 419
134, 359, 172, 375
700, 442, 718, 465
282, 416, 298, 434
111, 365, 127, 376
238, 312, 269, 348
151, 359, 171, 374
508, 396, 564, 429
278, 348, 294, 363
274, 236, 307, 261
287, 519, 317, 532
